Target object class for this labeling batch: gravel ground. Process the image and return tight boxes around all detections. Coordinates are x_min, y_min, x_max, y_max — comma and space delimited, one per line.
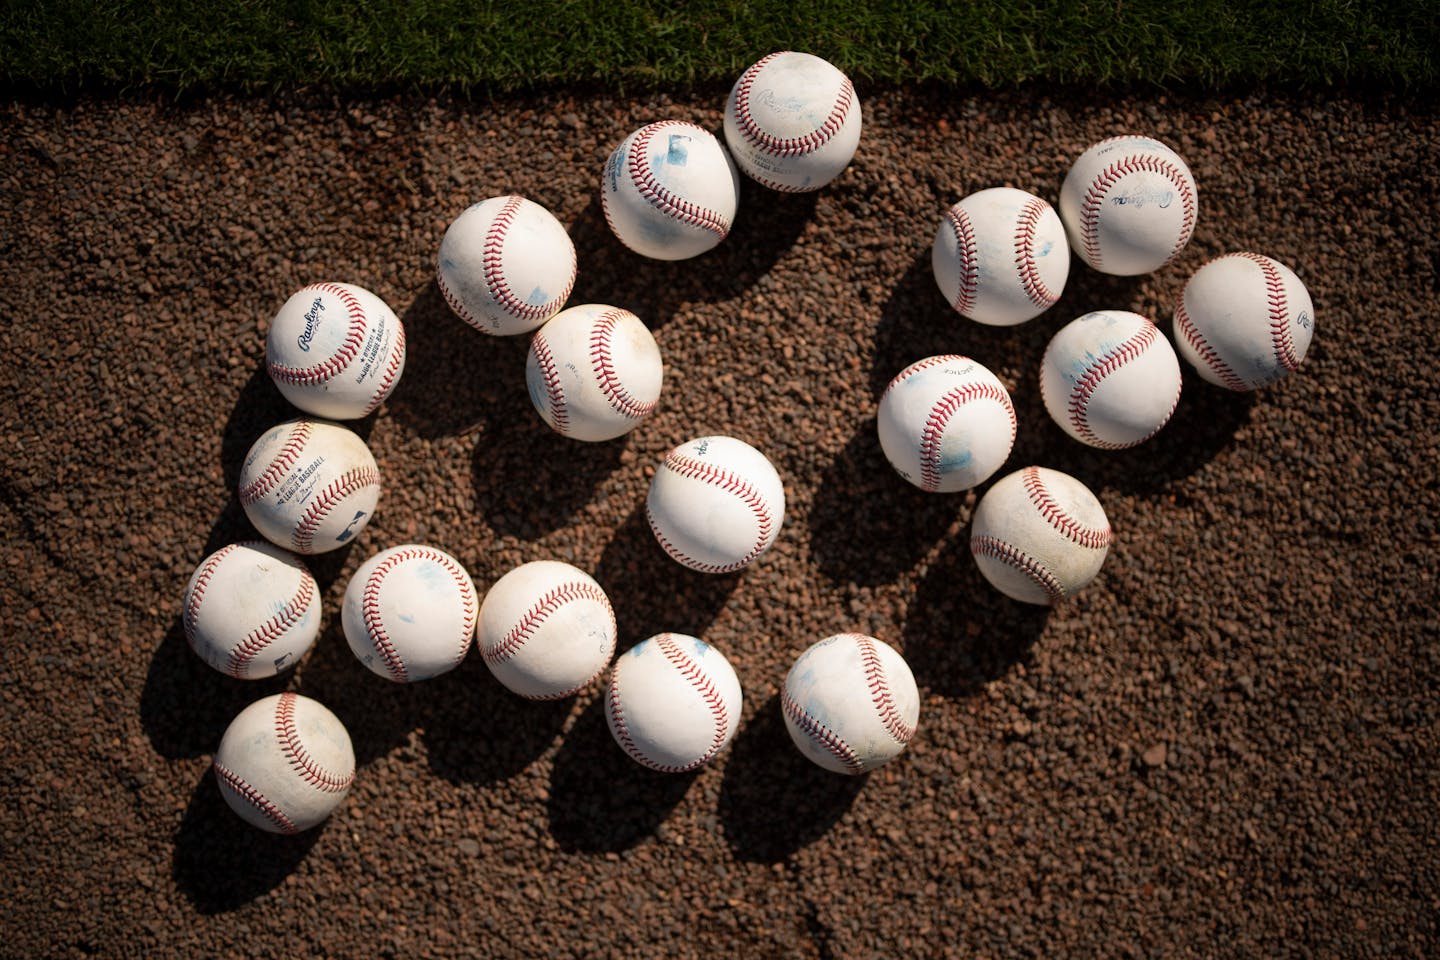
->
2, 83, 1437, 958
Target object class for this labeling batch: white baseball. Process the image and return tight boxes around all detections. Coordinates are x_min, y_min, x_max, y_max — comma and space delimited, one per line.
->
605, 633, 743, 773
970, 466, 1112, 606
646, 435, 785, 574
436, 195, 577, 336
477, 560, 617, 700
723, 50, 862, 192
238, 417, 382, 554
782, 633, 920, 776
877, 355, 1017, 493
1174, 252, 1317, 391
1040, 310, 1183, 449
341, 544, 478, 683
525, 304, 663, 442
600, 120, 740, 260
213, 692, 355, 834
265, 282, 407, 419
931, 187, 1071, 327
182, 541, 320, 679
1058, 135, 1198, 276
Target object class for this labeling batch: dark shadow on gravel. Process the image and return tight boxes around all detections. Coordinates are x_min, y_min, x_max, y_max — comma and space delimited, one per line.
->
717, 693, 865, 863
546, 694, 694, 853
172, 768, 322, 914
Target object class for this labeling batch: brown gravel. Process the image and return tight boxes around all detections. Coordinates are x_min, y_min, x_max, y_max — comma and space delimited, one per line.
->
2, 83, 1437, 958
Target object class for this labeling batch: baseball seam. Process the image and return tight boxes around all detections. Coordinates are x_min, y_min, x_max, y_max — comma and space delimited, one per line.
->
183, 542, 242, 644
485, 580, 612, 666
656, 634, 730, 770
1058, 320, 1162, 450
591, 310, 658, 420
781, 686, 865, 774
226, 568, 316, 678
483, 196, 573, 324
854, 634, 915, 745
239, 421, 314, 505
361, 318, 406, 416
530, 328, 570, 434
945, 206, 979, 316
362, 547, 476, 682
1174, 297, 1249, 391
971, 534, 1066, 604
274, 693, 353, 794
290, 466, 380, 554
1021, 467, 1112, 550
628, 123, 731, 237
214, 761, 299, 834
435, 266, 484, 332
918, 383, 1016, 492
1014, 197, 1059, 309
732, 52, 854, 158
1242, 252, 1301, 373
1079, 154, 1196, 270
649, 453, 775, 573
266, 282, 368, 387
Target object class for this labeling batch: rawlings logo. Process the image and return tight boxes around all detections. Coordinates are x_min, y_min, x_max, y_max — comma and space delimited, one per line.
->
1111, 188, 1175, 209
754, 87, 807, 114
296, 297, 325, 352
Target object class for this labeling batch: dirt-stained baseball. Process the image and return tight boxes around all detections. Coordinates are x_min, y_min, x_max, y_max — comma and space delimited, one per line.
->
1058, 135, 1198, 276
238, 417, 382, 555
932, 187, 1071, 326
877, 355, 1017, 492
265, 282, 407, 419
526, 303, 663, 441
477, 560, 617, 700
436, 194, 577, 336
341, 544, 478, 683
646, 435, 785, 574
1040, 310, 1182, 449
782, 633, 920, 775
213, 692, 355, 834
182, 540, 320, 679
605, 633, 743, 773
1173, 251, 1317, 391
723, 50, 862, 192
970, 466, 1112, 605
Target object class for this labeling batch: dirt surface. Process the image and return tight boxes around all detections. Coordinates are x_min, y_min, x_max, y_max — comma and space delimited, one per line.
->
2, 83, 1437, 958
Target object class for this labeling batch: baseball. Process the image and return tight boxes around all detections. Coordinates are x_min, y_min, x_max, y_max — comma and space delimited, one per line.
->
341, 544, 478, 683
477, 560, 617, 700
970, 466, 1112, 605
238, 417, 382, 554
1058, 135, 1198, 276
213, 692, 355, 834
931, 187, 1071, 326
182, 541, 320, 679
877, 355, 1017, 493
525, 303, 663, 442
723, 51, 862, 192
1040, 310, 1183, 449
781, 633, 920, 776
600, 120, 740, 260
436, 195, 577, 336
605, 633, 743, 773
265, 282, 407, 419
1174, 251, 1317, 391
646, 435, 785, 574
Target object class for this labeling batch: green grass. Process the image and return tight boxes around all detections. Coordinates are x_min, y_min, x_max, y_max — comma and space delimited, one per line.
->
3, 0, 1436, 94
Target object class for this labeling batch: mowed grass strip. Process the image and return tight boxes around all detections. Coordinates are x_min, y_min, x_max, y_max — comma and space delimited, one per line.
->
3, 0, 1436, 92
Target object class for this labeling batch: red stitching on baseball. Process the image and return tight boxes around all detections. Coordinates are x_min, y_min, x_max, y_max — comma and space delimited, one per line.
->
649, 453, 775, 573
267, 282, 368, 387
227, 567, 316, 678
656, 634, 729, 770
1175, 297, 1249, 391
361, 546, 476, 680
1238, 252, 1301, 372
971, 534, 1066, 604
781, 686, 864, 774
627, 123, 730, 238
214, 761, 299, 834
945, 205, 979, 316
482, 196, 572, 324
1014, 197, 1059, 309
529, 327, 570, 434
274, 693, 352, 793
361, 318, 406, 416
591, 309, 658, 420
1021, 467, 1111, 550
290, 466, 380, 553
1057, 320, 1161, 450
485, 580, 612, 666
732, 52, 855, 158
239, 421, 314, 505
854, 633, 915, 745
436, 266, 483, 332
607, 659, 645, 766
1079, 153, 1196, 270
917, 383, 1016, 491
183, 543, 242, 644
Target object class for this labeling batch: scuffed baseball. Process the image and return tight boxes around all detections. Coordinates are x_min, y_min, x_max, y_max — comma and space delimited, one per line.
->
932, 187, 1071, 326
1174, 252, 1317, 391
213, 692, 355, 834
782, 633, 920, 776
605, 633, 743, 773
1040, 311, 1182, 449
601, 120, 739, 261
877, 355, 1017, 492
723, 51, 862, 192
238, 418, 382, 554
970, 466, 1112, 605
436, 195, 577, 336
477, 560, 617, 700
1058, 135, 1198, 276
646, 435, 786, 574
525, 304, 663, 442
265, 282, 407, 419
341, 544, 478, 683
182, 541, 320, 679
